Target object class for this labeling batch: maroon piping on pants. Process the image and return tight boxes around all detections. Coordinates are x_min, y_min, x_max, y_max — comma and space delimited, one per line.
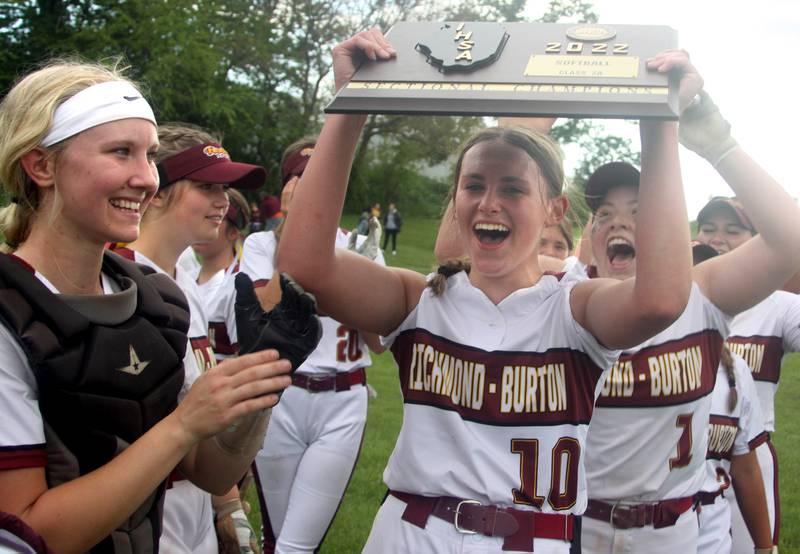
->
250, 462, 277, 554
767, 439, 780, 544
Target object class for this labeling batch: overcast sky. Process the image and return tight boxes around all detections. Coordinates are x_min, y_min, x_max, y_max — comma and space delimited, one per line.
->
524, 0, 800, 218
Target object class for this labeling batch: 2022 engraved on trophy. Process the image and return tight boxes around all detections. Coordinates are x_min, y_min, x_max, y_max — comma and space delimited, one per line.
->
325, 22, 679, 119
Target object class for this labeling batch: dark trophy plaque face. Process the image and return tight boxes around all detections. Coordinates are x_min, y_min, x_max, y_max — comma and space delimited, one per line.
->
326, 22, 679, 119
415, 22, 509, 73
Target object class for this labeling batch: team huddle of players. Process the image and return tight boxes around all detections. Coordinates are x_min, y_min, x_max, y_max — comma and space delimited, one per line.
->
0, 27, 795, 554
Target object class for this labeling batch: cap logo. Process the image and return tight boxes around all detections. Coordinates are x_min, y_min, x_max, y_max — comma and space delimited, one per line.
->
300, 147, 314, 157
566, 24, 617, 42
203, 145, 230, 160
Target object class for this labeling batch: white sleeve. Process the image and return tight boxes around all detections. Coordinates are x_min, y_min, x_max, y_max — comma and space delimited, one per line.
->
780, 293, 800, 353
223, 276, 238, 345
177, 247, 201, 280
561, 256, 587, 279
731, 356, 767, 455
179, 338, 201, 402
379, 274, 432, 350
240, 232, 277, 283
0, 326, 45, 450
562, 280, 621, 372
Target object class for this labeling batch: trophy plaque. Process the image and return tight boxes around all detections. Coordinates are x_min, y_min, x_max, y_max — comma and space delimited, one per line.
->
325, 22, 679, 119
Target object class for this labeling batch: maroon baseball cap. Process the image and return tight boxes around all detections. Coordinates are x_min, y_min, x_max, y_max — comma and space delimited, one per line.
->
260, 195, 281, 218
696, 197, 756, 234
157, 143, 266, 190
584, 162, 641, 213
281, 145, 315, 185
225, 201, 248, 231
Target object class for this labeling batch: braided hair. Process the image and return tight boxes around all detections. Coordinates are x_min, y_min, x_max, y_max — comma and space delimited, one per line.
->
429, 258, 471, 296
720, 345, 738, 412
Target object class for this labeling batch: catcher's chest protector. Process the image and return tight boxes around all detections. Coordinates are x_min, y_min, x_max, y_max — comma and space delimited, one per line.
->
0, 251, 190, 554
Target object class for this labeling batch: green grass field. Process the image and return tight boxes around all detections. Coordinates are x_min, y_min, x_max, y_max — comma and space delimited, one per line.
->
246, 216, 799, 553
339, 213, 442, 275
774, 356, 799, 552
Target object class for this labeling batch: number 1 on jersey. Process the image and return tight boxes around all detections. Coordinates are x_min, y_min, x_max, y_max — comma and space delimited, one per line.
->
669, 413, 693, 469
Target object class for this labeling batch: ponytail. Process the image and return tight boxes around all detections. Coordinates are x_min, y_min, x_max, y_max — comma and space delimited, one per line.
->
428, 257, 470, 296
720, 345, 738, 412
0, 200, 34, 252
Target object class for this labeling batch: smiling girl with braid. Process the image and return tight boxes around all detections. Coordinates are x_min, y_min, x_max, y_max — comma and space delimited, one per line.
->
276, 30, 695, 553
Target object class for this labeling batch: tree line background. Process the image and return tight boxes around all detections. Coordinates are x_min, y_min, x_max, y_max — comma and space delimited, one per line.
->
0, 0, 639, 222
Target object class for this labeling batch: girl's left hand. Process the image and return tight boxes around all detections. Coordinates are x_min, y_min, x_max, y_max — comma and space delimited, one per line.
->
646, 49, 704, 113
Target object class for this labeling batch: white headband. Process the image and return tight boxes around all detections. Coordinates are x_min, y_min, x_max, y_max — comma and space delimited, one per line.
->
41, 80, 156, 147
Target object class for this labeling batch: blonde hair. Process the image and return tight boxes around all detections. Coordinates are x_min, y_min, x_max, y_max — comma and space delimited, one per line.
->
144, 123, 220, 217
0, 58, 135, 251
226, 188, 251, 261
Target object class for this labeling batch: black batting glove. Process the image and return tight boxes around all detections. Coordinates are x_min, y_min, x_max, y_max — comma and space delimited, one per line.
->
234, 272, 322, 371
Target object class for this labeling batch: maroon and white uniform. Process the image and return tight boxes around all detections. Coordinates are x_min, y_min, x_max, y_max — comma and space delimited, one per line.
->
242, 229, 383, 554
112, 247, 217, 554
197, 258, 241, 362
582, 284, 729, 553
727, 291, 800, 432
697, 355, 767, 554
725, 291, 800, 551
362, 270, 619, 554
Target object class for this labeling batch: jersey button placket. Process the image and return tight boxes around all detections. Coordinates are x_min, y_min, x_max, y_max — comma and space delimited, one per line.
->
484, 315, 507, 350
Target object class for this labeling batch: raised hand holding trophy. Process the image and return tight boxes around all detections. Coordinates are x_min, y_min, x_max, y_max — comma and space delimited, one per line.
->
326, 22, 679, 119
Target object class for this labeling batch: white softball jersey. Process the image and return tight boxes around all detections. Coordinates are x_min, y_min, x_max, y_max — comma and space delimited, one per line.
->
701, 354, 767, 495
241, 229, 384, 375
585, 283, 731, 502
177, 246, 202, 280
380, 270, 619, 515
725, 292, 798, 552
726, 290, 800, 432
197, 258, 240, 361
697, 355, 767, 554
